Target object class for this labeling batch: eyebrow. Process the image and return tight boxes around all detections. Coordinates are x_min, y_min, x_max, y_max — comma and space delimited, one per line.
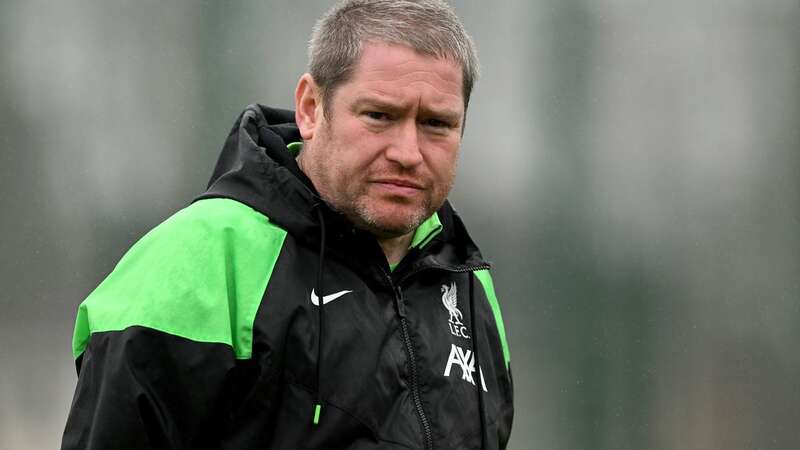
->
352, 97, 463, 124
351, 97, 405, 115
420, 106, 463, 125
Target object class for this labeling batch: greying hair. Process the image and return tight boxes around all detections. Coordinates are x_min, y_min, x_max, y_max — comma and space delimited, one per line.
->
309, 0, 479, 117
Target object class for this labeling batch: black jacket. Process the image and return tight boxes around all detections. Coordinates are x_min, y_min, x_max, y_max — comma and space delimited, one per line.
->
63, 104, 513, 450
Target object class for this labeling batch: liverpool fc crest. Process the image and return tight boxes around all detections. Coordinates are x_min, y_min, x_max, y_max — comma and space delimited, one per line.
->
442, 282, 469, 339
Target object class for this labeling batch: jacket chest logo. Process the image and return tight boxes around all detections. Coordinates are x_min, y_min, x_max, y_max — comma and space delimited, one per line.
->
440, 282, 487, 392
441, 282, 470, 339
443, 344, 488, 392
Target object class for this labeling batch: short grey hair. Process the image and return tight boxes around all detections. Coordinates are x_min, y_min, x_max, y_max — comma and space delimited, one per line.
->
308, 0, 479, 117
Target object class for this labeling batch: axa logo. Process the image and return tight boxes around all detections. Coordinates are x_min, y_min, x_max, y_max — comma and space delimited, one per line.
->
441, 282, 470, 339
443, 344, 488, 392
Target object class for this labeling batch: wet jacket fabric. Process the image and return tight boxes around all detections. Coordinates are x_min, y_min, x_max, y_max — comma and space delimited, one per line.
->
62, 104, 514, 450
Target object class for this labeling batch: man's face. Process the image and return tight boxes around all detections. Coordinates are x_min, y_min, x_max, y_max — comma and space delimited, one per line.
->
297, 42, 465, 238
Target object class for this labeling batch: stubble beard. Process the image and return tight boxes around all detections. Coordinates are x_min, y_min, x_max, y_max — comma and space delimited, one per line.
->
314, 159, 441, 238
350, 188, 434, 238
300, 120, 454, 239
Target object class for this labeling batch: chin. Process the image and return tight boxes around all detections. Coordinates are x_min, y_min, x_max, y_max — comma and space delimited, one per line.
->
355, 206, 428, 238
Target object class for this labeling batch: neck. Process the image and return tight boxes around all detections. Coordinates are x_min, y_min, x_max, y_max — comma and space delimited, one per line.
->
377, 231, 414, 265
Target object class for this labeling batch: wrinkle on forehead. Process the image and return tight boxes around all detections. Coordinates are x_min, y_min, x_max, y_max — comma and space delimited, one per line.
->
362, 65, 461, 87
348, 43, 464, 113
359, 70, 462, 100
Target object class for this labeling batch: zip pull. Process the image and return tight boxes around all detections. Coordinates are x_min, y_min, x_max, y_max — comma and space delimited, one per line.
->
394, 286, 407, 318
312, 403, 322, 425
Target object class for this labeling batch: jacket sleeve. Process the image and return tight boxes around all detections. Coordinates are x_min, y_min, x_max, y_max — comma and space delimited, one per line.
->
62, 327, 238, 449
62, 198, 287, 449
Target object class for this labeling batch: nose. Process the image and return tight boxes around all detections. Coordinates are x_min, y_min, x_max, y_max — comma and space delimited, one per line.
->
385, 120, 423, 168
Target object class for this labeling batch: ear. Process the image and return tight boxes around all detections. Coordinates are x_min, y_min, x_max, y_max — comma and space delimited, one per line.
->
295, 73, 322, 140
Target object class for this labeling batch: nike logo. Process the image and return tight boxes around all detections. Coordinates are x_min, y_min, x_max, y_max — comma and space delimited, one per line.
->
310, 289, 353, 306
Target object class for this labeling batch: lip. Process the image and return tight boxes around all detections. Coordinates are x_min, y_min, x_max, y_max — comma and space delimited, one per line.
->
372, 178, 425, 196
373, 178, 425, 189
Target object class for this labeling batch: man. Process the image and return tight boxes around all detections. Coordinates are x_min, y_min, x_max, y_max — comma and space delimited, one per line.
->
62, 1, 513, 449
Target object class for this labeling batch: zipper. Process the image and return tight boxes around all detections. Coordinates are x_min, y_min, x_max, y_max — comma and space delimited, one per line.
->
384, 263, 490, 450
384, 272, 434, 450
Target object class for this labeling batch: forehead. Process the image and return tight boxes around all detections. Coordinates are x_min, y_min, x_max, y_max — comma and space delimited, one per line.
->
339, 42, 464, 112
